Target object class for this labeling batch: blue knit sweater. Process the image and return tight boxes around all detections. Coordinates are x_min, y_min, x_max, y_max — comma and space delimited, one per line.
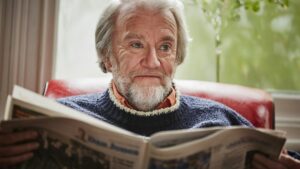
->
57, 88, 300, 160
57, 88, 252, 136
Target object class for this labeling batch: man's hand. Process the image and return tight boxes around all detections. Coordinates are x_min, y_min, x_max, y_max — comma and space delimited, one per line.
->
0, 129, 39, 167
252, 150, 300, 169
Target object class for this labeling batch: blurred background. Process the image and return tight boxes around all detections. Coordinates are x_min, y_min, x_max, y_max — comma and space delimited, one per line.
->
55, 0, 300, 93
1, 0, 300, 150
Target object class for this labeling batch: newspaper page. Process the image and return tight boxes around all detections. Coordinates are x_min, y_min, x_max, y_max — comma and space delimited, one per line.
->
144, 127, 286, 169
1, 85, 150, 169
4, 85, 133, 135
148, 127, 224, 148
0, 117, 148, 169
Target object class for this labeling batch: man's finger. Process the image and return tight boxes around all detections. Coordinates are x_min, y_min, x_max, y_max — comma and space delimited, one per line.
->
0, 152, 33, 167
253, 154, 287, 169
279, 153, 300, 169
0, 142, 39, 157
0, 130, 38, 145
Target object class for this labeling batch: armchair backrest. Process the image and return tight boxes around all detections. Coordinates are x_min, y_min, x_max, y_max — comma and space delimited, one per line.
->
44, 78, 274, 129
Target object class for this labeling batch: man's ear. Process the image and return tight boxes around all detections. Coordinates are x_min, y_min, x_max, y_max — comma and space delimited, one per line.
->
104, 58, 112, 72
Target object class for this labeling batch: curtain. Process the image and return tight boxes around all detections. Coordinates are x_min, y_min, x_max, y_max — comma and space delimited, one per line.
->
0, 0, 57, 117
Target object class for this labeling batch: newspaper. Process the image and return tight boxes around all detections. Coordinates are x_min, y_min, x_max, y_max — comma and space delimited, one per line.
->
0, 86, 286, 169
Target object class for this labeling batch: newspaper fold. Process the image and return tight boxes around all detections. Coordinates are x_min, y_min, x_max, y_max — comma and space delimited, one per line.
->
0, 86, 286, 169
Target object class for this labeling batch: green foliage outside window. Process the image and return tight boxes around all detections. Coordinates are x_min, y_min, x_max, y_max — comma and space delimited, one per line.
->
176, 0, 300, 92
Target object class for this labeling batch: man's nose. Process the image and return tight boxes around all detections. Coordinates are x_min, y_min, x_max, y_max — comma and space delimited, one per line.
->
142, 47, 161, 68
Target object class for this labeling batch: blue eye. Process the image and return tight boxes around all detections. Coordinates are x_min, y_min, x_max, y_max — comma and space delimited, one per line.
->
160, 44, 171, 51
131, 42, 143, 48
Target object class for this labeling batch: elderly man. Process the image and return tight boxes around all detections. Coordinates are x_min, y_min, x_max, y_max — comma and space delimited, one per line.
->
0, 0, 299, 168
58, 0, 252, 136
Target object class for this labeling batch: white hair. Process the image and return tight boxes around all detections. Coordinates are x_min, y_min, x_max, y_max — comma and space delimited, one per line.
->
95, 0, 190, 73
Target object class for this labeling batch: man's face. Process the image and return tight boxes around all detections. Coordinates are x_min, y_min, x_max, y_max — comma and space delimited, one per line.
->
108, 8, 178, 111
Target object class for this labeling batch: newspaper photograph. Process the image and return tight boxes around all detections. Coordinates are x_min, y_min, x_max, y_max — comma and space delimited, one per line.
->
1, 117, 147, 169
145, 127, 286, 169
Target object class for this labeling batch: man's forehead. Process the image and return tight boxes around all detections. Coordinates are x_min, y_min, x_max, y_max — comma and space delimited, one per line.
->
116, 9, 177, 40
123, 32, 176, 42
116, 6, 177, 26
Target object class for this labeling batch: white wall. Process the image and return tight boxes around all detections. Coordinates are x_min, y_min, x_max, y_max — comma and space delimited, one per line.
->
273, 93, 300, 151
54, 0, 111, 79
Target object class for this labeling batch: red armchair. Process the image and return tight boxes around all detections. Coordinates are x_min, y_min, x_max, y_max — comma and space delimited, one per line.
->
44, 78, 274, 129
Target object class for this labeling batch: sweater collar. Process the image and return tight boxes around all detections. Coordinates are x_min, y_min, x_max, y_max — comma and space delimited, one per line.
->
111, 82, 176, 110
108, 81, 180, 116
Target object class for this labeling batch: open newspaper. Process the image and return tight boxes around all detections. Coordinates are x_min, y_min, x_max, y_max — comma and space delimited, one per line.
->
0, 86, 286, 169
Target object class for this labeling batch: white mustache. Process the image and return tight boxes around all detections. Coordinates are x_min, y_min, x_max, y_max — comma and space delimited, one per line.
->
130, 71, 164, 77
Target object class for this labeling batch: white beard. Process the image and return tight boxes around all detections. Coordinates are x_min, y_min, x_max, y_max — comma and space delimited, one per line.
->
113, 73, 172, 111
128, 84, 167, 111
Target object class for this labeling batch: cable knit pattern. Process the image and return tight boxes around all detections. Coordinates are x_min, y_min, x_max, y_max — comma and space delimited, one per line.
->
57, 87, 252, 136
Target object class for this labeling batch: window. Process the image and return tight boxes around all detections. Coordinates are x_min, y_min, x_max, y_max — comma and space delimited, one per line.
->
219, 0, 300, 92
54, 0, 300, 92
55, 0, 110, 79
